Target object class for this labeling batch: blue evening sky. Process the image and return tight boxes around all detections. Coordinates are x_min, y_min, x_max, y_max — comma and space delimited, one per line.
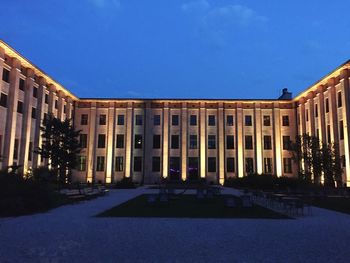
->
2, 0, 350, 99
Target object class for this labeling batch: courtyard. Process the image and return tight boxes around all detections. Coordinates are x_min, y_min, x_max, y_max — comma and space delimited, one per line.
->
0, 187, 350, 262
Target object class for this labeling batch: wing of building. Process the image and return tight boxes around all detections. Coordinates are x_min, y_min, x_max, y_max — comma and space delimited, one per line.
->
1, 40, 350, 185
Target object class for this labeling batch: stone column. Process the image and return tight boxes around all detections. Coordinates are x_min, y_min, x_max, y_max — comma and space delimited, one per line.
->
181, 102, 187, 181
317, 86, 326, 143
307, 92, 315, 136
57, 90, 65, 120
47, 84, 56, 115
273, 102, 282, 177
199, 102, 206, 178
254, 103, 263, 174
144, 102, 153, 183
218, 103, 225, 184
19, 68, 34, 173
0, 47, 4, 84
162, 104, 169, 178
124, 102, 133, 178
66, 97, 73, 119
105, 102, 115, 183
3, 58, 21, 167
299, 98, 307, 135
236, 103, 244, 177
328, 78, 339, 143
87, 102, 97, 183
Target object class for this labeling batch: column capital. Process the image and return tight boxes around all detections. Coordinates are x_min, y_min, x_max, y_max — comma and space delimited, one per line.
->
48, 84, 57, 93
11, 57, 21, 69
57, 90, 65, 98
38, 76, 46, 86
340, 69, 349, 79
317, 85, 326, 94
0, 47, 5, 60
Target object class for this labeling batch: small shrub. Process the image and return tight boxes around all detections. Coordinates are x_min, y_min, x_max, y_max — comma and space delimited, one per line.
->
114, 177, 136, 189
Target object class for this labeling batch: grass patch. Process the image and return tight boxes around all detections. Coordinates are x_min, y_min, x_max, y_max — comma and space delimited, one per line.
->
312, 197, 350, 215
97, 194, 289, 219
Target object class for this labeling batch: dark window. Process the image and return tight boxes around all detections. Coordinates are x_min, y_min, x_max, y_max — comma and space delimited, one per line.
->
99, 114, 106, 125
305, 110, 309, 122
169, 157, 180, 179
154, 115, 160, 126
342, 155, 346, 167
208, 115, 215, 126
338, 92, 342, 108
0, 93, 7, 107
19, 78, 25, 91
81, 114, 88, 125
298, 113, 300, 125
227, 115, 234, 126
2, 68, 10, 83
245, 158, 254, 174
325, 98, 329, 113
208, 135, 216, 149
63, 105, 66, 114
264, 158, 273, 174
263, 116, 271, 126
327, 125, 331, 144
245, 135, 253, 150
33, 87, 38, 98
78, 156, 87, 171
115, 156, 124, 172
135, 115, 142, 125
13, 139, 19, 160
98, 134, 106, 148
96, 156, 105, 171
227, 157, 235, 173
263, 135, 272, 150
45, 94, 49, 104
153, 135, 161, 149
55, 100, 58, 109
226, 135, 234, 149
171, 135, 179, 149
315, 104, 318, 117
152, 157, 161, 172
208, 157, 216, 173
135, 134, 142, 149
116, 134, 124, 148
134, 156, 142, 172
245, 115, 252, 126
17, 101, 23, 114
172, 115, 179, 126
190, 115, 197, 126
189, 135, 197, 149
117, 115, 124, 125
28, 142, 33, 161
283, 136, 291, 150
282, 115, 289, 126
31, 107, 36, 119
340, 121, 344, 140
43, 113, 48, 122
283, 158, 292, 173
80, 134, 88, 148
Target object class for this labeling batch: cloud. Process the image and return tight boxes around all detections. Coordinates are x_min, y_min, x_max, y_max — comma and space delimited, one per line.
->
88, 0, 121, 9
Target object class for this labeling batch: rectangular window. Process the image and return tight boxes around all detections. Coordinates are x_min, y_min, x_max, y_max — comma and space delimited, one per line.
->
263, 135, 272, 150
78, 156, 87, 171
54, 100, 58, 109
245, 135, 253, 150
134, 156, 142, 172
17, 101, 23, 114
154, 115, 161, 126
190, 115, 197, 126
153, 134, 161, 149
32, 87, 38, 98
96, 156, 105, 171
172, 115, 179, 126
208, 157, 216, 173
283, 158, 292, 173
0, 93, 7, 107
80, 134, 88, 148
117, 114, 124, 125
208, 115, 216, 126
282, 136, 291, 150
327, 125, 331, 144
2, 68, 10, 83
342, 155, 346, 167
171, 135, 179, 149
189, 135, 197, 149
245, 158, 254, 174
340, 120, 344, 140
97, 134, 106, 148
13, 139, 19, 160
227, 157, 235, 173
19, 78, 25, 91
282, 115, 289, 126
116, 134, 124, 148
325, 98, 329, 113
45, 94, 49, 104
31, 107, 36, 119
315, 104, 318, 117
99, 114, 106, 125
226, 135, 234, 149
338, 91, 342, 108
264, 158, 273, 174
0, 135, 2, 156
226, 115, 234, 126
115, 156, 124, 172
305, 110, 309, 122
135, 115, 143, 125
28, 141, 33, 161
81, 114, 88, 125
208, 135, 216, 149
135, 134, 142, 149
152, 156, 161, 172
63, 105, 66, 114
245, 115, 252, 126
263, 115, 271, 126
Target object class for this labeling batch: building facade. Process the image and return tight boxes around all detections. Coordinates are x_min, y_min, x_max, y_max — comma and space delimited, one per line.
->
1, 40, 350, 185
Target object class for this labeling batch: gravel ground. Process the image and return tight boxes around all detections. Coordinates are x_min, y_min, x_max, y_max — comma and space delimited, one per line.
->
0, 187, 350, 263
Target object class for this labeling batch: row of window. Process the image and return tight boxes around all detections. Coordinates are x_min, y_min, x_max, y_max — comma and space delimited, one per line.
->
78, 156, 294, 174
80, 133, 292, 151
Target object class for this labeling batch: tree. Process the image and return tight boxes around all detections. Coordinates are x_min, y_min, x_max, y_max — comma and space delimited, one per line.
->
35, 113, 81, 184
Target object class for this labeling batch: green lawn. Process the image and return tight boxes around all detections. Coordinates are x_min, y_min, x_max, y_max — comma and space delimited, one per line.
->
97, 194, 290, 219
312, 197, 350, 215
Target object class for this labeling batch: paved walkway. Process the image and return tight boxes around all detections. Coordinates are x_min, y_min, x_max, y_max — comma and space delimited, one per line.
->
1, 187, 350, 262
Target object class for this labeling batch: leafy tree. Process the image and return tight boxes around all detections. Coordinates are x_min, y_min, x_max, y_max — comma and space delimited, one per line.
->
35, 113, 81, 184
